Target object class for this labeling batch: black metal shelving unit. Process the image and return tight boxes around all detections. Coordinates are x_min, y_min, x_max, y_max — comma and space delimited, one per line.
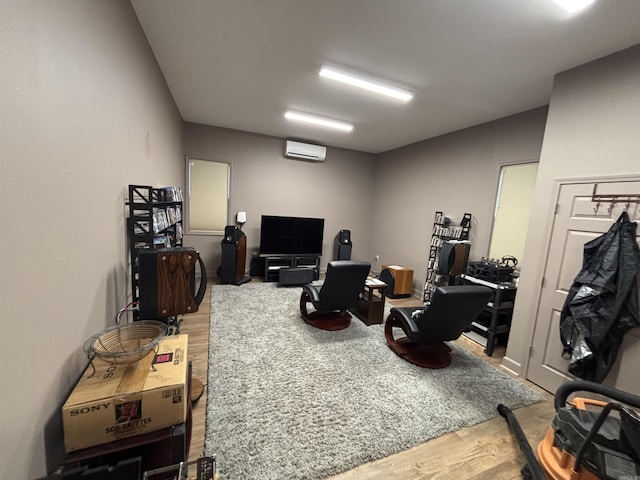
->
460, 273, 517, 356
126, 184, 184, 320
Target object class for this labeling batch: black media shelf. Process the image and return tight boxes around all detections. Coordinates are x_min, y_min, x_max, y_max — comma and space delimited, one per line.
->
126, 184, 184, 321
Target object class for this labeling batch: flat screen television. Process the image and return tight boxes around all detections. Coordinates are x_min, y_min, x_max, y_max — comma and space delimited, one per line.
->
259, 215, 324, 256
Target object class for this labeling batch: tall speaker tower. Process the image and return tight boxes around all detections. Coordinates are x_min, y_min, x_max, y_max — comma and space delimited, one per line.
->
334, 229, 352, 260
220, 225, 251, 285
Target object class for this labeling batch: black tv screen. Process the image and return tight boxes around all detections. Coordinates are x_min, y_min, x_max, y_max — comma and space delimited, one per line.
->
259, 215, 324, 256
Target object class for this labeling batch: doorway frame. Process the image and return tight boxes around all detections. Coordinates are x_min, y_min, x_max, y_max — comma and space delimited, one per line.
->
487, 160, 539, 264
503, 173, 640, 382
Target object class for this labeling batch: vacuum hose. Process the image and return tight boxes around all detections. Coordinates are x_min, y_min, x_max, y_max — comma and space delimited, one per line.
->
497, 404, 546, 480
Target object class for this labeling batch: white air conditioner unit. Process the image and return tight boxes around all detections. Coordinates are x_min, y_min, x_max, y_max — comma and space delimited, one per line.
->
284, 140, 327, 162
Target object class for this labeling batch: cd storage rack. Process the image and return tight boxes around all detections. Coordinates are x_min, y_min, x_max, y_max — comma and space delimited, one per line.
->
126, 184, 184, 321
423, 211, 471, 303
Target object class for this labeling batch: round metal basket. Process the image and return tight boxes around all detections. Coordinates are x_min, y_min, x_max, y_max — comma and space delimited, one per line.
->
83, 320, 169, 366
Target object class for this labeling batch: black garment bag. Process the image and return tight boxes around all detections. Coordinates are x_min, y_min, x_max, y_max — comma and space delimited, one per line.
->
559, 211, 640, 382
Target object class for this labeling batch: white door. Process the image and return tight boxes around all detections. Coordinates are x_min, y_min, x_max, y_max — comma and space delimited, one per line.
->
527, 179, 640, 395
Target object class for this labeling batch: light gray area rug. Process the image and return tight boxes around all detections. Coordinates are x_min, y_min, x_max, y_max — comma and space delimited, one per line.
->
204, 283, 543, 480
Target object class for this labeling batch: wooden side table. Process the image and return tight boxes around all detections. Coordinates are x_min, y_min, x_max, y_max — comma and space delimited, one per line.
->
351, 279, 387, 325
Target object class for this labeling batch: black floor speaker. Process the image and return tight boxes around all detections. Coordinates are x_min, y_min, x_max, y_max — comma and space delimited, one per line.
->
334, 229, 352, 260
220, 226, 251, 285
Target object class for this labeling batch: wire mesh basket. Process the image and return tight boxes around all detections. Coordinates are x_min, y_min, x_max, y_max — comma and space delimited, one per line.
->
83, 321, 169, 375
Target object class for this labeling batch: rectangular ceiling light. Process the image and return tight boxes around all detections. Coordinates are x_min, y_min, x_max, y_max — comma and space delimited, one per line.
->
319, 65, 413, 102
553, 0, 596, 13
284, 111, 353, 132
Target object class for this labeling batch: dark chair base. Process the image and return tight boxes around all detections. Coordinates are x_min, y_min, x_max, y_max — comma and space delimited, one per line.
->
385, 314, 453, 368
300, 291, 352, 331
302, 311, 352, 331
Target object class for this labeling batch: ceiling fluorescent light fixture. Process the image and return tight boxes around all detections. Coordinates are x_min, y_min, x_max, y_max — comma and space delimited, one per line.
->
284, 111, 353, 132
553, 0, 596, 13
319, 65, 413, 102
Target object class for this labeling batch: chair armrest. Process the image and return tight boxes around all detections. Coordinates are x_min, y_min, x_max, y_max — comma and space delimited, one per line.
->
389, 307, 424, 336
303, 284, 321, 305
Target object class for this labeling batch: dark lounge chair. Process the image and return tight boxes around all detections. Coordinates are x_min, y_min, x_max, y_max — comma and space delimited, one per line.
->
299, 260, 370, 331
385, 285, 492, 368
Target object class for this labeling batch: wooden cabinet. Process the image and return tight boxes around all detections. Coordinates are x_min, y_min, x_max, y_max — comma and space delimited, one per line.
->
380, 265, 413, 298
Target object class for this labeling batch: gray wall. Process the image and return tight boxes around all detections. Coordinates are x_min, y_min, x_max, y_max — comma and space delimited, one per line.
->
1, 2, 183, 478
183, 109, 549, 287
371, 108, 549, 295
504, 44, 640, 377
182, 123, 377, 275
2, 2, 638, 478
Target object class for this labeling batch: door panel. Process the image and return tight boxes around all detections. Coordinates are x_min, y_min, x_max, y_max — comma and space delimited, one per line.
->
539, 311, 569, 375
558, 231, 601, 289
527, 179, 640, 394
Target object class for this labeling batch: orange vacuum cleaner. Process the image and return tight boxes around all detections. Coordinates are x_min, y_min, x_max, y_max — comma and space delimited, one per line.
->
498, 380, 640, 480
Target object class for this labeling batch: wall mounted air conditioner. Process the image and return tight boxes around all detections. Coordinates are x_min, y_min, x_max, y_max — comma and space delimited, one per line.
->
284, 140, 327, 162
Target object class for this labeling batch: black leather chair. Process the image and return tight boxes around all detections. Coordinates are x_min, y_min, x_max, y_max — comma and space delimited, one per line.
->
385, 285, 492, 368
299, 260, 371, 331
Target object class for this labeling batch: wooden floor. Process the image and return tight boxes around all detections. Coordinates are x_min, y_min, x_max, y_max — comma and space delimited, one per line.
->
180, 279, 555, 479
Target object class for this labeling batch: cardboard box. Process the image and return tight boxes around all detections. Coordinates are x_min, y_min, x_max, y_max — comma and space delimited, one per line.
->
62, 334, 188, 452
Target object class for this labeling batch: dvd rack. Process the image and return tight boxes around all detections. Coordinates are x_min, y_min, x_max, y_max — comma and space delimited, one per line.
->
423, 211, 472, 304
127, 185, 184, 321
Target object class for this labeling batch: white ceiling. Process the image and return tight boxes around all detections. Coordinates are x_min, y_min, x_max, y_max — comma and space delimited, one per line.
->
131, 0, 640, 154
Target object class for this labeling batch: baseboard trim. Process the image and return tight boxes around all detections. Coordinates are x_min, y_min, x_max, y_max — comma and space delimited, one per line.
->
500, 355, 523, 377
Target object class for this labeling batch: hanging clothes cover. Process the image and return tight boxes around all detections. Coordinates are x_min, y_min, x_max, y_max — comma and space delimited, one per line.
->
559, 211, 640, 383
